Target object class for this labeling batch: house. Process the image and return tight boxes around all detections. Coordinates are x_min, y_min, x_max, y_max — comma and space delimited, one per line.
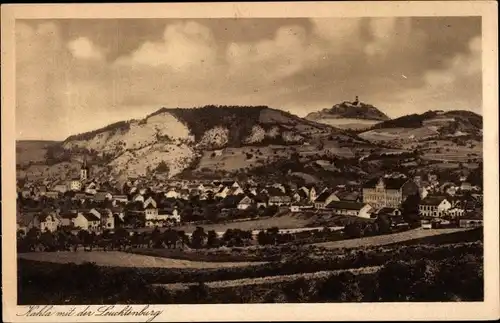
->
267, 188, 292, 206
143, 196, 157, 209
228, 187, 244, 196
459, 216, 483, 228
375, 207, 402, 217
325, 201, 373, 219
336, 191, 362, 203
222, 180, 240, 189
60, 211, 78, 227
221, 195, 245, 209
21, 188, 32, 199
87, 207, 102, 220
79, 212, 101, 233
45, 191, 60, 200
32, 212, 60, 232
52, 183, 68, 194
419, 195, 452, 217
314, 189, 340, 209
418, 187, 429, 200
34, 185, 47, 197
61, 211, 100, 233
112, 194, 129, 204
94, 191, 113, 202
428, 173, 439, 183
99, 209, 115, 230
215, 186, 231, 199
17, 212, 35, 234
179, 189, 190, 200
84, 181, 98, 195
272, 183, 286, 193
68, 178, 82, 191
165, 188, 179, 199
254, 195, 268, 209
290, 202, 314, 213
292, 189, 309, 202
306, 185, 317, 202
132, 194, 145, 203
202, 184, 216, 193
145, 207, 180, 227
446, 206, 465, 218
460, 182, 472, 191
362, 177, 419, 208
237, 196, 254, 210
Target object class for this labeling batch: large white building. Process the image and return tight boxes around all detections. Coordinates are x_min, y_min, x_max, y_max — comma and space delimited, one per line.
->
419, 196, 452, 218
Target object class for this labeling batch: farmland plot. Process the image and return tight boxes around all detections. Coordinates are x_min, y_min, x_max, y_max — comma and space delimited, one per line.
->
313, 228, 469, 249
17, 251, 266, 268
153, 265, 382, 290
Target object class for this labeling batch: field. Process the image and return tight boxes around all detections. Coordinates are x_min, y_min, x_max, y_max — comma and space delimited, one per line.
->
18, 241, 484, 304
153, 265, 382, 290
359, 127, 438, 142
17, 251, 266, 268
386, 227, 483, 246
313, 228, 468, 249
176, 213, 314, 233
313, 118, 381, 130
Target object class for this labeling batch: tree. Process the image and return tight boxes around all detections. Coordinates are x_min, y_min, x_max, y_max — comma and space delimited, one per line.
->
344, 222, 363, 239
78, 230, 95, 251
257, 231, 269, 245
150, 227, 163, 248
163, 229, 178, 249
317, 272, 363, 302
39, 231, 57, 252
155, 161, 170, 174
203, 205, 219, 223
191, 227, 207, 249
401, 194, 421, 226
375, 215, 392, 234
206, 230, 219, 248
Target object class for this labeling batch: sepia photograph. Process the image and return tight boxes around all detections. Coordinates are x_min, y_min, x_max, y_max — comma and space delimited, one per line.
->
2, 2, 499, 322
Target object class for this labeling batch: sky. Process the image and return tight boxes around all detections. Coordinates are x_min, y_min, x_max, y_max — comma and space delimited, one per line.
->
16, 17, 482, 140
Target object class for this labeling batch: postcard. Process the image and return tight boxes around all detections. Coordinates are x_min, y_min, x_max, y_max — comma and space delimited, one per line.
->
2, 1, 499, 322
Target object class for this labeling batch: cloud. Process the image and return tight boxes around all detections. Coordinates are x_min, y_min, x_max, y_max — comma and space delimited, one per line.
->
310, 17, 362, 48
117, 21, 217, 69
226, 24, 325, 87
16, 22, 116, 140
387, 36, 482, 114
67, 37, 103, 60
15, 18, 483, 140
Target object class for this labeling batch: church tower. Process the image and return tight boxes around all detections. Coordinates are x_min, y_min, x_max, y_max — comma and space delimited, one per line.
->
80, 156, 89, 181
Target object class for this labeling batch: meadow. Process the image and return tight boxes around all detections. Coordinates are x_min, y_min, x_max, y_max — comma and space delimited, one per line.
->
314, 228, 467, 249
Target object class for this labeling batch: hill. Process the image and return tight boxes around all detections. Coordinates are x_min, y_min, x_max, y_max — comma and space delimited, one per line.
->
360, 110, 482, 141
16, 140, 60, 166
357, 110, 483, 163
33, 105, 370, 180
305, 98, 390, 130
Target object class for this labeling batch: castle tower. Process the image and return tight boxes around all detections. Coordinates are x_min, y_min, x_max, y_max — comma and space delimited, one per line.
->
80, 156, 89, 181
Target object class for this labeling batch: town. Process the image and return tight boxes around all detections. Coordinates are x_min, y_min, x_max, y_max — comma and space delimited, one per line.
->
16, 155, 483, 252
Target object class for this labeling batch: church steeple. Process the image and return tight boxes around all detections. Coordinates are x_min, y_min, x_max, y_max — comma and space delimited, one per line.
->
80, 155, 89, 181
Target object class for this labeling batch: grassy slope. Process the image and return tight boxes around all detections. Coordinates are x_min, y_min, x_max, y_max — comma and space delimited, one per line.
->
16, 140, 59, 165
17, 251, 266, 268
313, 228, 469, 249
